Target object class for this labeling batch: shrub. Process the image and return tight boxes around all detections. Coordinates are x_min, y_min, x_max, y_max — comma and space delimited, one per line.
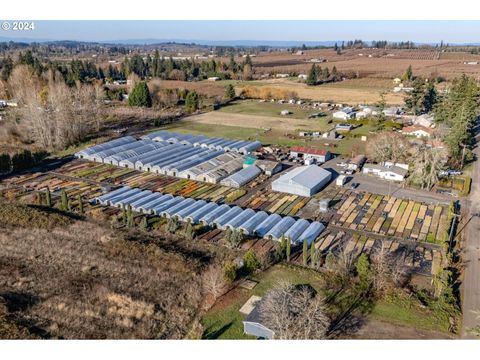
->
243, 250, 260, 274
223, 262, 237, 283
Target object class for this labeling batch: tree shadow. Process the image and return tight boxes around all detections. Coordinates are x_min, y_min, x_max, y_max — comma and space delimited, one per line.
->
1, 291, 53, 339
202, 322, 234, 339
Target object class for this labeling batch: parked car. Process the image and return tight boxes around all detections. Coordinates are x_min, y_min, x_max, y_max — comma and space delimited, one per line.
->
350, 182, 359, 189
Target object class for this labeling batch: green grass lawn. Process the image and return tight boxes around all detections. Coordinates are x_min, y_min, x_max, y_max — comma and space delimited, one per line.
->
201, 264, 324, 339
218, 100, 319, 119
371, 291, 452, 333
158, 120, 368, 156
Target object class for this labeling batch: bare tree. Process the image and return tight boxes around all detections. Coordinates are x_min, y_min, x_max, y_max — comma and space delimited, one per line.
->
201, 264, 226, 301
371, 242, 406, 295
409, 146, 446, 189
366, 132, 411, 164
8, 66, 102, 151
258, 282, 330, 339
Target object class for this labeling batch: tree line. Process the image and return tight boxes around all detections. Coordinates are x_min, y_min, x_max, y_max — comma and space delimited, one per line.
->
0, 149, 47, 174
121, 51, 254, 81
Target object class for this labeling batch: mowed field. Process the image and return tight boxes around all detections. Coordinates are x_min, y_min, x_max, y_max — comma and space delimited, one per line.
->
236, 78, 405, 105
184, 107, 332, 133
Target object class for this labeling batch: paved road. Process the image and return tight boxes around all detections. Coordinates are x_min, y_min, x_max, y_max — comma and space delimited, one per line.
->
462, 122, 480, 338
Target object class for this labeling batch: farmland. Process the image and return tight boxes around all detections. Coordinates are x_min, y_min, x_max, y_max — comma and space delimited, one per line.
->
236, 78, 404, 105
248, 48, 480, 80
185, 105, 332, 132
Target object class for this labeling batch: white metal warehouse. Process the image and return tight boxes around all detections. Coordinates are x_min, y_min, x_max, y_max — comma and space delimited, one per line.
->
271, 165, 332, 197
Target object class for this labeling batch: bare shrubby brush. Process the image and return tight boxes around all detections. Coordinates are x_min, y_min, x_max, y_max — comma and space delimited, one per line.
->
258, 282, 330, 339
0, 221, 204, 339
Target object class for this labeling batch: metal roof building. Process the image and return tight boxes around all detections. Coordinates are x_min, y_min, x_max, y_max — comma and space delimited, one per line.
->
160, 198, 196, 218
130, 192, 162, 211
253, 214, 282, 237
200, 204, 231, 226
152, 197, 185, 215
93, 187, 323, 242
75, 136, 136, 160
137, 194, 173, 214
271, 165, 332, 197
220, 165, 261, 188
103, 140, 168, 166
298, 221, 325, 245
94, 186, 131, 205
283, 219, 311, 243
238, 141, 262, 154
184, 202, 219, 224
213, 206, 244, 230
238, 211, 269, 236
224, 209, 256, 230
174, 200, 207, 221
264, 216, 296, 240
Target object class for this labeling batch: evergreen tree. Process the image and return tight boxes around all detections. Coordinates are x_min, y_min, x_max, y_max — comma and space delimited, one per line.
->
355, 254, 373, 292
331, 66, 338, 80
185, 220, 194, 240
303, 239, 308, 266
0, 153, 11, 173
122, 205, 127, 225
185, 90, 200, 112
404, 78, 427, 115
423, 82, 437, 113
140, 216, 148, 231
60, 190, 69, 211
435, 74, 479, 168
224, 84, 236, 100
402, 65, 413, 82
77, 194, 84, 214
243, 249, 260, 273
286, 236, 291, 262
223, 262, 237, 283
306, 64, 317, 86
127, 205, 134, 228
228, 55, 238, 73
45, 188, 52, 207
321, 67, 329, 79
310, 241, 316, 268
167, 217, 179, 234
128, 81, 152, 107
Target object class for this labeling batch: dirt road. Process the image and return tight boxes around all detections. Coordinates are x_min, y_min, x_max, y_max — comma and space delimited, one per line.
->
462, 122, 480, 338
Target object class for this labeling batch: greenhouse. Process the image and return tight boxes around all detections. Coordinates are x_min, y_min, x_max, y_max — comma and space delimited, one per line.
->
93, 187, 325, 243
220, 165, 261, 188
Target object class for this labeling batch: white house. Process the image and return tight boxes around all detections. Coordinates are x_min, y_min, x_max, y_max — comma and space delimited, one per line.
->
333, 107, 356, 120
363, 162, 408, 181
298, 74, 308, 80
402, 125, 433, 138
208, 77, 220, 81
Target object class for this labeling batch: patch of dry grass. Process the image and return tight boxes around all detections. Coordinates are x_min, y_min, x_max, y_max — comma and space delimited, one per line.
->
0, 220, 207, 339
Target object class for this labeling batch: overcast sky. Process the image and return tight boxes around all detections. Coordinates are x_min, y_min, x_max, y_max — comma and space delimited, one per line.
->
2, 20, 480, 44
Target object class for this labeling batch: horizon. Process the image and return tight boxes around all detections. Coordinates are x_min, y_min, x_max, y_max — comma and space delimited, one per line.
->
1, 20, 480, 45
